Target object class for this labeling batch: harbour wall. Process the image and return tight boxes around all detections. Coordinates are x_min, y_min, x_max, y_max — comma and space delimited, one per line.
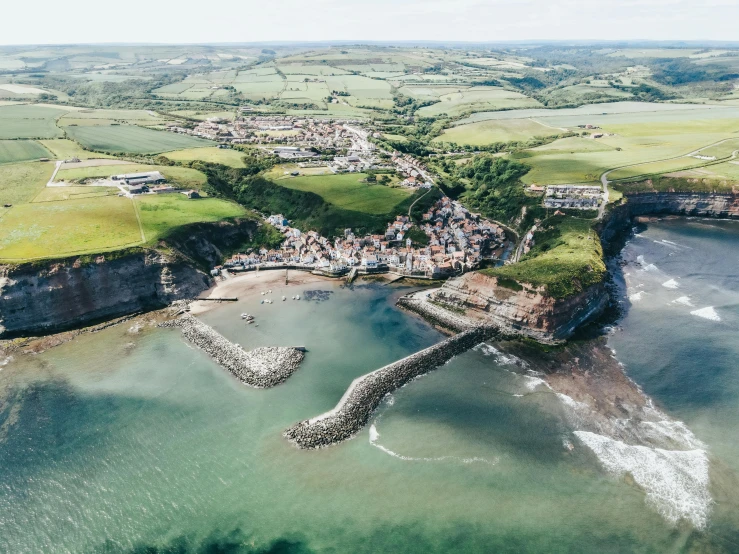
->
283, 325, 497, 448
162, 314, 305, 388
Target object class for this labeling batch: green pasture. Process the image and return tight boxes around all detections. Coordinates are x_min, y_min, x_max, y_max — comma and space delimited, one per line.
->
433, 118, 556, 145
0, 196, 142, 260
0, 161, 55, 205
0, 140, 51, 164
137, 195, 245, 241
32, 186, 117, 202
274, 173, 411, 214
64, 125, 212, 154
417, 88, 541, 118
162, 147, 246, 167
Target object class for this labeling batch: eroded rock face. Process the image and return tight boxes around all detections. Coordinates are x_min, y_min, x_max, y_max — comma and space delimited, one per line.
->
431, 272, 608, 342
625, 191, 739, 219
0, 251, 210, 337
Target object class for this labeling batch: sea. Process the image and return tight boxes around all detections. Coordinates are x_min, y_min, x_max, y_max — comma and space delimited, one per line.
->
1, 217, 738, 553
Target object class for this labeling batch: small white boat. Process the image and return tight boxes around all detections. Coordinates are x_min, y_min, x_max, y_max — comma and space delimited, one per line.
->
261, 291, 265, 295
282, 296, 286, 301
260, 299, 264, 304
296, 295, 300, 300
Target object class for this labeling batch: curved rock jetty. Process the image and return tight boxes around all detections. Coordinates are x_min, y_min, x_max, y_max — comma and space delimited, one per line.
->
162, 314, 304, 388
284, 325, 497, 448
397, 290, 476, 333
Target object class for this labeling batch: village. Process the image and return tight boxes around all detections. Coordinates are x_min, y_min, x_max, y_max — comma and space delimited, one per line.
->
170, 115, 435, 188
221, 196, 509, 279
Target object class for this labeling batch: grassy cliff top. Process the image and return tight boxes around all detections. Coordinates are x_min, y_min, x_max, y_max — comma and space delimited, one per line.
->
482, 215, 606, 299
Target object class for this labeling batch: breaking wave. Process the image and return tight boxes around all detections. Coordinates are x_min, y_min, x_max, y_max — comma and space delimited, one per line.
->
672, 296, 694, 307
690, 306, 721, 321
662, 279, 679, 289
369, 423, 497, 466
473, 343, 526, 367
629, 291, 647, 302
575, 431, 711, 530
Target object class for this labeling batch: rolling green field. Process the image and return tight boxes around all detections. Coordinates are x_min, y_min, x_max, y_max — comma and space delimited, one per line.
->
57, 163, 207, 188
417, 88, 541, 118
32, 186, 117, 202
64, 125, 212, 154
0, 104, 66, 139
0, 196, 142, 260
163, 147, 246, 167
0, 140, 51, 164
274, 173, 412, 214
137, 195, 246, 241
434, 119, 557, 145
0, 161, 55, 205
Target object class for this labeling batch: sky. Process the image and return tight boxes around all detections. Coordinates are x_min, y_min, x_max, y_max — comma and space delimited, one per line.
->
4, 0, 739, 45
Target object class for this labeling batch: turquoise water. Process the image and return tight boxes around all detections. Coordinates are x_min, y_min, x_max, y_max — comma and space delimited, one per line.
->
1, 219, 738, 552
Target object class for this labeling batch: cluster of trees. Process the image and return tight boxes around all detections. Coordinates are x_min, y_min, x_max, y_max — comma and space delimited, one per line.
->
452, 156, 535, 228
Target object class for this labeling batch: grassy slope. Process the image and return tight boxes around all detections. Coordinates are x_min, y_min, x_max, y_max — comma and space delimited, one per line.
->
484, 215, 605, 299
274, 173, 412, 215
137, 195, 246, 241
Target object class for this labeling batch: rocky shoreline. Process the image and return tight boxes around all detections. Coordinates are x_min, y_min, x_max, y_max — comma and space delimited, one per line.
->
283, 324, 498, 448
162, 314, 305, 388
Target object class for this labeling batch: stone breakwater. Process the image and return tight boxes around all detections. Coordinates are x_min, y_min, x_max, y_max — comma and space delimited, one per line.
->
283, 325, 497, 448
397, 291, 475, 333
162, 314, 304, 388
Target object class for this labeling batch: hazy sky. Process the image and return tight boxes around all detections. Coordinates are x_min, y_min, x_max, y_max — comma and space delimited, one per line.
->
4, 0, 739, 45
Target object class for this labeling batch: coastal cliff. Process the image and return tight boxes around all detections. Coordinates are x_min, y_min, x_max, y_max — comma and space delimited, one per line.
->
0, 250, 210, 337
423, 273, 608, 342
0, 218, 261, 338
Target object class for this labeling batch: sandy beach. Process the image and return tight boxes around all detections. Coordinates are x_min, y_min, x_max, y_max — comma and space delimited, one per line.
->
189, 269, 335, 315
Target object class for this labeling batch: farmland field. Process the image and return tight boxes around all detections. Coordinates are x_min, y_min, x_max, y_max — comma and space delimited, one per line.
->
57, 163, 207, 188
433, 118, 556, 145
162, 147, 246, 167
0, 104, 66, 139
64, 125, 212, 154
0, 161, 55, 205
137, 195, 246, 241
38, 139, 115, 160
416, 88, 541, 118
275, 173, 412, 214
0, 140, 51, 164
0, 196, 142, 260
32, 186, 117, 202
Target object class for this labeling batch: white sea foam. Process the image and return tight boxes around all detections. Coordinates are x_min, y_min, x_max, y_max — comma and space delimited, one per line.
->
629, 291, 647, 302
522, 374, 550, 391
662, 279, 679, 289
557, 393, 589, 412
690, 306, 721, 321
369, 423, 497, 466
574, 431, 711, 529
0, 356, 12, 368
672, 296, 694, 307
636, 255, 659, 272
473, 343, 523, 366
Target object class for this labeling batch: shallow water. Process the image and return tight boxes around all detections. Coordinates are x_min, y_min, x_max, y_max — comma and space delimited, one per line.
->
1, 219, 738, 552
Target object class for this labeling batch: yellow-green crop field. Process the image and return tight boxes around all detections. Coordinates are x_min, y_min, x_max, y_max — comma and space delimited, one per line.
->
162, 147, 246, 168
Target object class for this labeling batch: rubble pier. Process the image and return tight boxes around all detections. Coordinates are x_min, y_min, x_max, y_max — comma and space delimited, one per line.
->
283, 325, 497, 448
